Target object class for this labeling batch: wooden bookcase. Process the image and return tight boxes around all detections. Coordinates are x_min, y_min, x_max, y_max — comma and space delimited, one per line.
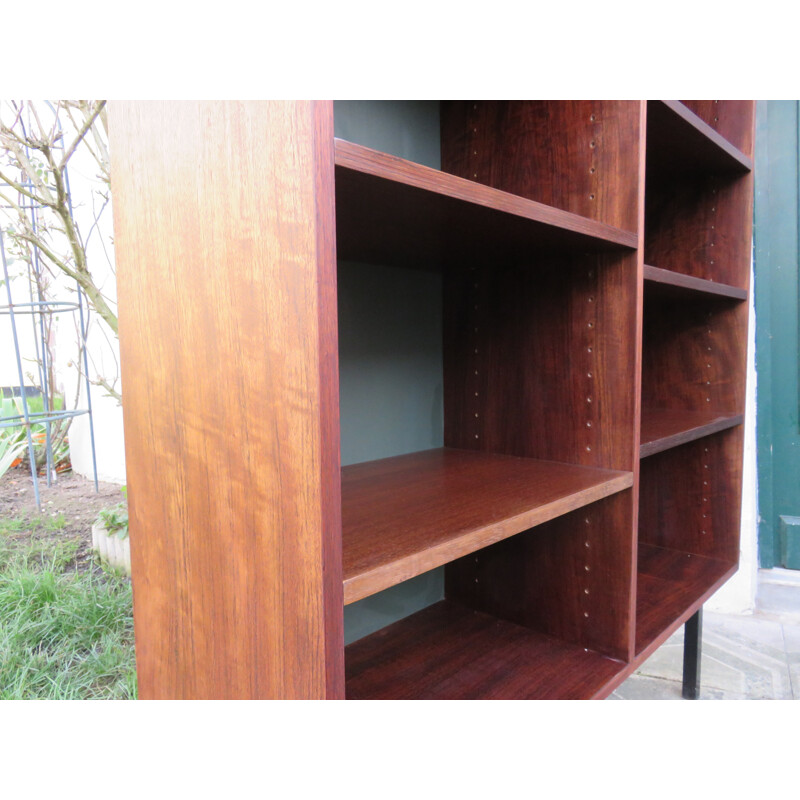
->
108, 100, 754, 699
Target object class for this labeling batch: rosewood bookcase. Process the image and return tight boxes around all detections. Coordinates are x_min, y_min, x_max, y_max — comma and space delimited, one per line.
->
108, 100, 754, 699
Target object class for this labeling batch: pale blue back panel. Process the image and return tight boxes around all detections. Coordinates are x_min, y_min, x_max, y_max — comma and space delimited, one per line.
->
334, 101, 446, 645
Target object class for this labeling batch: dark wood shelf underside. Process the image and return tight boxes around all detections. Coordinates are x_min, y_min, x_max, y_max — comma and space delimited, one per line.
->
640, 408, 743, 458
644, 264, 747, 301
646, 101, 753, 176
334, 139, 637, 272
636, 542, 736, 656
345, 599, 626, 699
342, 448, 633, 605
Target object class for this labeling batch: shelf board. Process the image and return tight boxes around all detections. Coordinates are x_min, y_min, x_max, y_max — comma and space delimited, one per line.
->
635, 543, 736, 657
640, 408, 743, 458
345, 600, 626, 699
647, 101, 753, 175
644, 264, 747, 301
334, 139, 637, 271
342, 448, 633, 605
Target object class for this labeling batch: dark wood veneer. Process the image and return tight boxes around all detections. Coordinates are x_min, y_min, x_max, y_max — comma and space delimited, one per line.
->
647, 101, 753, 175
109, 100, 753, 700
636, 543, 736, 655
342, 448, 632, 604
334, 139, 636, 274
644, 264, 747, 301
345, 600, 626, 700
678, 100, 755, 159
640, 408, 743, 458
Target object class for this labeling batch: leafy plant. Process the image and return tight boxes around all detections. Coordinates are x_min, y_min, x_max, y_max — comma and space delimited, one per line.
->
97, 487, 128, 539
0, 394, 71, 475
0, 428, 27, 481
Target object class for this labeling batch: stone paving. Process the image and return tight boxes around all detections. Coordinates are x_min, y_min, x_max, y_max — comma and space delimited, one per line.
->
612, 569, 800, 700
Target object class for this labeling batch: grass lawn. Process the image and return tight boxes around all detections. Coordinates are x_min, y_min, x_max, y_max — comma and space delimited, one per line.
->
0, 514, 136, 699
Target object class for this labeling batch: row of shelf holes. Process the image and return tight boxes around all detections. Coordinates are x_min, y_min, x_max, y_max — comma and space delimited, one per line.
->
702, 446, 711, 535
586, 270, 595, 452
589, 111, 597, 201
583, 516, 592, 620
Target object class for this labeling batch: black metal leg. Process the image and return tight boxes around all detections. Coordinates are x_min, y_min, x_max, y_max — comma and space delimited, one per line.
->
682, 608, 703, 699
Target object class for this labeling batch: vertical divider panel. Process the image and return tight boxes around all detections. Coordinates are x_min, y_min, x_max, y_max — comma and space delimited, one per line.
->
441, 101, 644, 663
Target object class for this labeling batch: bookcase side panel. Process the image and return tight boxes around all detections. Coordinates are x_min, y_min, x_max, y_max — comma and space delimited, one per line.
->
109, 101, 344, 699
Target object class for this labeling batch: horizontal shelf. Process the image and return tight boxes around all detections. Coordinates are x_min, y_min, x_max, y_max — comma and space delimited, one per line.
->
636, 543, 736, 656
334, 139, 637, 271
342, 448, 633, 605
644, 264, 747, 301
345, 600, 625, 699
640, 408, 743, 458
647, 101, 753, 175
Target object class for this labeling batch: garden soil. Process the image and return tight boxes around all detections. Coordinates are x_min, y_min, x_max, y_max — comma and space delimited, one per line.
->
0, 468, 124, 571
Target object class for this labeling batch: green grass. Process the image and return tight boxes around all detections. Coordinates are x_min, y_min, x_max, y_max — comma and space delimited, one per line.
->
0, 523, 136, 699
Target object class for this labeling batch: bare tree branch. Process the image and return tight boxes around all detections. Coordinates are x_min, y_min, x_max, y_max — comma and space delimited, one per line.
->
60, 101, 106, 171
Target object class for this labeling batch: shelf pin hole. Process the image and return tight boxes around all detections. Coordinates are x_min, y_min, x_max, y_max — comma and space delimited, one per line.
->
584, 588, 590, 595
589, 193, 595, 200
586, 445, 592, 452
586, 421, 592, 427
584, 612, 590, 618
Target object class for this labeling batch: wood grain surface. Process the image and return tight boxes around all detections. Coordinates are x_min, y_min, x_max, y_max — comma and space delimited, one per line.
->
642, 291, 747, 416
644, 264, 747, 301
640, 408, 743, 457
678, 100, 755, 158
446, 491, 636, 662
635, 542, 736, 655
109, 101, 344, 699
440, 101, 641, 231
334, 139, 636, 275
647, 101, 753, 174
342, 448, 632, 604
442, 252, 639, 473
638, 428, 743, 564
345, 600, 626, 699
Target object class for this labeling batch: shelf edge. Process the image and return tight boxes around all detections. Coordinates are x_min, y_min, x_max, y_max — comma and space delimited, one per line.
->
335, 138, 638, 251
644, 264, 747, 300
640, 413, 743, 458
343, 471, 633, 605
659, 101, 754, 172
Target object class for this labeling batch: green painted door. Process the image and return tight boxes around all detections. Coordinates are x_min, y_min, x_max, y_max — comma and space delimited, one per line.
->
755, 100, 800, 568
